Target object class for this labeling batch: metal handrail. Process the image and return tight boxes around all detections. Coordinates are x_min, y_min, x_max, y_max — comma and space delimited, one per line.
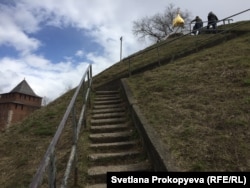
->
189, 8, 250, 33
123, 9, 249, 60
122, 9, 249, 76
29, 64, 92, 188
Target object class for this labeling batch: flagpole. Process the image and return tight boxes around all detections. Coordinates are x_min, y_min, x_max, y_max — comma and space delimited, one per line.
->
120, 36, 123, 62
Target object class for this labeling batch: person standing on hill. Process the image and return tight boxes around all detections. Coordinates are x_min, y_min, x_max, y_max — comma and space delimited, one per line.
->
191, 16, 203, 35
207, 11, 219, 30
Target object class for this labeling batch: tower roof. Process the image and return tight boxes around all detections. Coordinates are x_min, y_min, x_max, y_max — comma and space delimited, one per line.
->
10, 79, 41, 97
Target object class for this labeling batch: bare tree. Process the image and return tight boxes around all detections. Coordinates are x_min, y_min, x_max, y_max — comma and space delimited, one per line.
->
42, 96, 50, 106
132, 3, 191, 42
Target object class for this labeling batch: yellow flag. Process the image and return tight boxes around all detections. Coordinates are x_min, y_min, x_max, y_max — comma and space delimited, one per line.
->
173, 14, 185, 27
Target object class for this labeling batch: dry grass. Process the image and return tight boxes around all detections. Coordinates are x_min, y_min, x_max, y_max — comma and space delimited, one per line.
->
126, 31, 250, 171
94, 21, 250, 172
0, 89, 77, 187
0, 21, 249, 187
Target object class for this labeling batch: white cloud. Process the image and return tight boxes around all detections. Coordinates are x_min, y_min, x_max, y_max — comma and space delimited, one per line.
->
0, 3, 40, 33
0, 22, 40, 55
75, 50, 85, 58
0, 53, 89, 102
0, 0, 249, 103
0, 4, 41, 55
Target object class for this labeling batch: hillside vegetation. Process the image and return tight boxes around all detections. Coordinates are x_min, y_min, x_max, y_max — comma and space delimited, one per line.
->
0, 21, 249, 187
0, 90, 76, 187
94, 21, 250, 171
126, 26, 250, 171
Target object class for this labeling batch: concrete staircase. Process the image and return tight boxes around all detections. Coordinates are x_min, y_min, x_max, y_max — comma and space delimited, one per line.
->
86, 90, 152, 188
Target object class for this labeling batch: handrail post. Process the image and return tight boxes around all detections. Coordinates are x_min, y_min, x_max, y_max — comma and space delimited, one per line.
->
87, 69, 91, 108
129, 58, 131, 77
30, 65, 92, 188
157, 46, 161, 66
74, 151, 78, 186
48, 152, 56, 188
71, 90, 78, 186
72, 105, 77, 145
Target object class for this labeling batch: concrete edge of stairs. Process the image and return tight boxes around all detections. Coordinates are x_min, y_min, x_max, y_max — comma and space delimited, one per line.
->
120, 79, 180, 171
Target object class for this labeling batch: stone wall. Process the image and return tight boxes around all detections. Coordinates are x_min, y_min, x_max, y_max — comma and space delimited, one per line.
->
0, 93, 42, 131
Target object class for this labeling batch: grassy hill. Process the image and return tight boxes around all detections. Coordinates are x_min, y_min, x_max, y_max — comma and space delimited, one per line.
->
94, 21, 250, 171
0, 21, 249, 187
126, 27, 250, 171
0, 89, 76, 187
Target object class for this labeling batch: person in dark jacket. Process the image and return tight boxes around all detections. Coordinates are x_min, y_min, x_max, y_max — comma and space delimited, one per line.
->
207, 11, 219, 30
191, 16, 203, 35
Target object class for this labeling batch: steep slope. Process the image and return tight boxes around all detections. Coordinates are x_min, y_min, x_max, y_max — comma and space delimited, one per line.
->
0, 89, 76, 187
125, 27, 250, 171
0, 21, 249, 187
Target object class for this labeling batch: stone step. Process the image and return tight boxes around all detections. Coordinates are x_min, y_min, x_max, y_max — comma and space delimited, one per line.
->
87, 161, 152, 184
92, 107, 125, 114
94, 99, 122, 105
88, 150, 142, 163
89, 131, 133, 143
93, 104, 124, 109
92, 112, 126, 119
95, 96, 120, 101
95, 95, 117, 99
90, 123, 129, 133
89, 141, 138, 151
95, 91, 119, 95
90, 117, 127, 125
86, 90, 152, 187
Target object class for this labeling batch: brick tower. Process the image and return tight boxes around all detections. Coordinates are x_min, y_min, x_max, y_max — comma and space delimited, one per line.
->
0, 79, 42, 131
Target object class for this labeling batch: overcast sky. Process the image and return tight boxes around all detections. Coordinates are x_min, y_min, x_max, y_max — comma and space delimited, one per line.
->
0, 0, 249, 103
